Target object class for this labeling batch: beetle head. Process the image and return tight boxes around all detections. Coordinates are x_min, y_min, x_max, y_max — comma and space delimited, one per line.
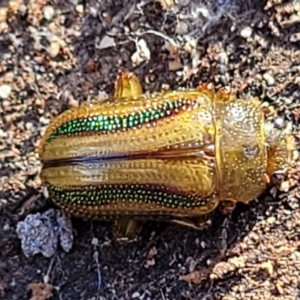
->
264, 121, 296, 178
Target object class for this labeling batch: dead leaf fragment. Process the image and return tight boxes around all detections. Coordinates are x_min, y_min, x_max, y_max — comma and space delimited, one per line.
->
180, 269, 208, 284
28, 282, 53, 300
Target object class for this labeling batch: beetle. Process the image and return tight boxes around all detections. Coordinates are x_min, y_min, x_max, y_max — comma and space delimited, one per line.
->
39, 71, 295, 239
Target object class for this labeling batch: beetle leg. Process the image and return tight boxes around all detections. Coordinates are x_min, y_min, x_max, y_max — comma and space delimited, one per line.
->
114, 71, 143, 98
113, 218, 142, 242
170, 216, 211, 231
219, 200, 236, 215
215, 86, 233, 103
262, 105, 277, 119
263, 173, 271, 185
195, 82, 215, 100
252, 99, 277, 119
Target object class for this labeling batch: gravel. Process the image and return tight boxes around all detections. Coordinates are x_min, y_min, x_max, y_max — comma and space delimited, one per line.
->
240, 26, 253, 38
0, 0, 299, 300
0, 84, 12, 99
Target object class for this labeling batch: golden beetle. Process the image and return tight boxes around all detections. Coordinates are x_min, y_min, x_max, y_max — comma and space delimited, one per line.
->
39, 71, 295, 238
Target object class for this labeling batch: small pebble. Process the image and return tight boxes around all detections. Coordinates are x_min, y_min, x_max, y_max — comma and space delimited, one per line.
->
217, 64, 227, 75
263, 72, 275, 86
177, 0, 190, 6
220, 73, 230, 85
98, 35, 116, 50
91, 237, 99, 246
131, 38, 151, 66
89, 6, 97, 17
290, 32, 300, 42
75, 5, 84, 14
217, 52, 228, 65
3, 71, 14, 83
279, 180, 290, 193
274, 117, 285, 129
240, 26, 253, 39
0, 84, 12, 99
40, 116, 50, 125
18, 4, 27, 16
176, 20, 189, 35
46, 41, 61, 58
68, 0, 79, 5
131, 292, 141, 299
42, 5, 55, 21
3, 223, 10, 231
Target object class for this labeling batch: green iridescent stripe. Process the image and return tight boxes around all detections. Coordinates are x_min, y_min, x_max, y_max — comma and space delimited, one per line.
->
46, 98, 196, 144
48, 184, 206, 209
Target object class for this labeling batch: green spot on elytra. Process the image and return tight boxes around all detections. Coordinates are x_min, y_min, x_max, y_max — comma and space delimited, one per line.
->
45, 98, 196, 144
48, 184, 205, 210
